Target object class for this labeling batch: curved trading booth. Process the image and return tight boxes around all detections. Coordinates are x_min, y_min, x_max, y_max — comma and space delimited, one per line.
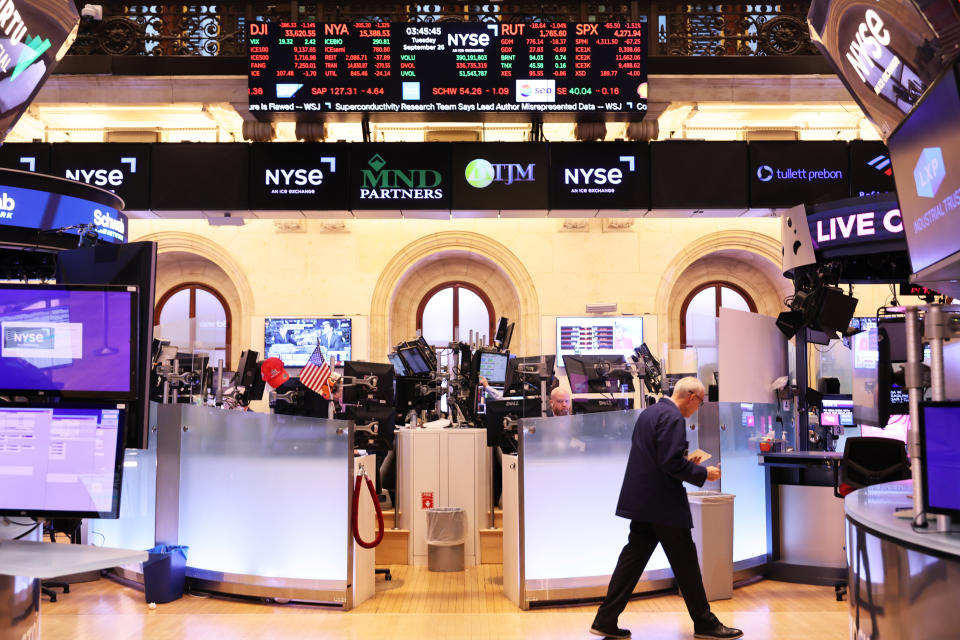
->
845, 482, 960, 638
92, 403, 379, 608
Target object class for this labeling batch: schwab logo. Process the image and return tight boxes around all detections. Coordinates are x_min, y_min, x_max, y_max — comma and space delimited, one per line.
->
359, 154, 443, 200
65, 158, 138, 188
516, 79, 556, 103
0, 192, 15, 218
465, 159, 535, 188
93, 209, 125, 236
756, 165, 843, 182
913, 147, 945, 199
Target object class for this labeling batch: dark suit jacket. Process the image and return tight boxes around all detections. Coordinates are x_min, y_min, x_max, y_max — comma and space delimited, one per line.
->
319, 333, 343, 351
615, 398, 707, 528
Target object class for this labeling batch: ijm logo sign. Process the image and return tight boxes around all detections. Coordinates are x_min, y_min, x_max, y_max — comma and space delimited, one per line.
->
0, 192, 14, 218
465, 159, 535, 188
913, 147, 945, 198
65, 158, 138, 188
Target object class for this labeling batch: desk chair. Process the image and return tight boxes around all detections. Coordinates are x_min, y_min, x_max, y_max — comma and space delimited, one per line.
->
42, 519, 82, 602
833, 437, 910, 606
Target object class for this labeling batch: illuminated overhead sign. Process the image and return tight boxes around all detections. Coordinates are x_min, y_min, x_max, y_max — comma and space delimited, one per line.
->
249, 143, 349, 210
748, 141, 850, 207
451, 142, 548, 209
549, 142, 650, 209
0, 180, 127, 243
349, 143, 450, 209
51, 143, 150, 210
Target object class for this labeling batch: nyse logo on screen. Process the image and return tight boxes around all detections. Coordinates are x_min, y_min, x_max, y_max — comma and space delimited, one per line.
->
265, 157, 337, 194
563, 155, 636, 194
516, 80, 556, 103
3, 326, 54, 350
913, 147, 945, 198
465, 158, 535, 188
64, 158, 138, 189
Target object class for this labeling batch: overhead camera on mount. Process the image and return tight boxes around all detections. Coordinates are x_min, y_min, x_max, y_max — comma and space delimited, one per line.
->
631, 343, 662, 396
776, 260, 859, 341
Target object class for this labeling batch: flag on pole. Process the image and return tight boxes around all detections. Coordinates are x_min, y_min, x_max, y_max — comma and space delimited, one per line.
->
300, 343, 331, 396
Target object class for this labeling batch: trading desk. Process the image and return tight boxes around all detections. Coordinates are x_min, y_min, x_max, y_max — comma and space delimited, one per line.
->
845, 480, 960, 639
0, 541, 146, 640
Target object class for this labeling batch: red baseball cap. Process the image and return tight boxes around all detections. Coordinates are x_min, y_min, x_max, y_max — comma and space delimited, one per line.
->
260, 357, 290, 388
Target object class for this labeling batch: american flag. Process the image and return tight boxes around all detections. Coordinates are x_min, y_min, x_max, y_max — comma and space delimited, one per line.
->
300, 343, 331, 395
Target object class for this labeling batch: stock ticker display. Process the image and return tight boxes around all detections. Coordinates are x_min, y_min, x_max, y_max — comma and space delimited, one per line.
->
248, 21, 648, 115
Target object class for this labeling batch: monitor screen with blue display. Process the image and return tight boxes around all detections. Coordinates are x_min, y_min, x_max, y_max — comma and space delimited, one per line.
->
0, 403, 126, 519
919, 402, 960, 517
478, 351, 509, 387
0, 284, 137, 399
0, 179, 128, 243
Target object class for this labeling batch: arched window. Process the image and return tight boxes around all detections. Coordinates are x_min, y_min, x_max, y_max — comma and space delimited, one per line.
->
416, 282, 495, 347
155, 283, 231, 367
680, 281, 757, 347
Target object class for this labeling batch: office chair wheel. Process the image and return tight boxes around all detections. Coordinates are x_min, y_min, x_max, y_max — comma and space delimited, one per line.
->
835, 583, 847, 601
376, 568, 392, 581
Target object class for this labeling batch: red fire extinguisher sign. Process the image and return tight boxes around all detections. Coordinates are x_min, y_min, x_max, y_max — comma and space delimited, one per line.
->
421, 491, 434, 509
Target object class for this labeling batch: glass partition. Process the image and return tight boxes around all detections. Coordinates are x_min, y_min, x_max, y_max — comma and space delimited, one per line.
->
175, 405, 352, 583
717, 401, 788, 563
520, 409, 673, 584
89, 403, 157, 551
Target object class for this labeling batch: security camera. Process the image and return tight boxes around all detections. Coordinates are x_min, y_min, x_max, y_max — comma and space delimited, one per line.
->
81, 4, 103, 21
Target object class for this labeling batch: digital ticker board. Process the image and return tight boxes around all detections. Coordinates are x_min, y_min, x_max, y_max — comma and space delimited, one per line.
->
248, 21, 648, 116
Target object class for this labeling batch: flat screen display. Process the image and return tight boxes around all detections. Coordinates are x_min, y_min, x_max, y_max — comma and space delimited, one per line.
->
478, 351, 509, 386
51, 143, 151, 210
0, 285, 136, 398
398, 345, 430, 375
350, 143, 450, 209
748, 141, 849, 208
264, 317, 351, 367
849, 140, 896, 198
651, 141, 748, 208
920, 402, 960, 517
248, 22, 648, 115
887, 65, 960, 273
0, 404, 125, 518
549, 142, 650, 209
821, 397, 854, 427
452, 142, 548, 210
249, 142, 349, 210
150, 143, 249, 210
556, 316, 643, 360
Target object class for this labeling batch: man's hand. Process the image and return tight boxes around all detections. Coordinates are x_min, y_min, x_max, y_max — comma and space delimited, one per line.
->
479, 376, 490, 388
706, 466, 721, 482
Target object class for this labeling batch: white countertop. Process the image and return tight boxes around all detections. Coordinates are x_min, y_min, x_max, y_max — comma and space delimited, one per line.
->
845, 480, 960, 559
0, 541, 147, 579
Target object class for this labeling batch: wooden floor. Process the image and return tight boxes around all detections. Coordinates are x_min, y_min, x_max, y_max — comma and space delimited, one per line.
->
41, 565, 848, 639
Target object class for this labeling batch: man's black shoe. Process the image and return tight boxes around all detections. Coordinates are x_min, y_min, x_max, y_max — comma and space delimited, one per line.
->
589, 623, 631, 638
693, 620, 743, 639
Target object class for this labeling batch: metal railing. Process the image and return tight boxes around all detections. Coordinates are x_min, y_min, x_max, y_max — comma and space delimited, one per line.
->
67, 2, 817, 58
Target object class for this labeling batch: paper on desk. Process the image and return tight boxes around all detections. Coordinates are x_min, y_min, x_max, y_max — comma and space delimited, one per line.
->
687, 449, 712, 463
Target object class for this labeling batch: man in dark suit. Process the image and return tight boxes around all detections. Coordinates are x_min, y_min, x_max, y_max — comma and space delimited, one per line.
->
318, 320, 343, 351
591, 377, 743, 639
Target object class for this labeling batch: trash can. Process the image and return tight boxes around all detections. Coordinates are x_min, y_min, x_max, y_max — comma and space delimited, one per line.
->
142, 545, 189, 604
688, 491, 735, 601
425, 507, 466, 572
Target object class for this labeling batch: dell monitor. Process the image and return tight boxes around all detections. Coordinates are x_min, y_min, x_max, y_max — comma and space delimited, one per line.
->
387, 352, 407, 377
343, 360, 395, 405
0, 283, 137, 399
563, 354, 633, 394
919, 402, 960, 519
0, 403, 126, 519
483, 397, 539, 448
398, 344, 431, 376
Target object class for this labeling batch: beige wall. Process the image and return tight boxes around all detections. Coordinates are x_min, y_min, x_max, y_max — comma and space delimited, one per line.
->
131, 216, 794, 368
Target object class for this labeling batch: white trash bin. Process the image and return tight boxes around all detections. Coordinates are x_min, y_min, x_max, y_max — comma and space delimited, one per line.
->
688, 491, 735, 601
425, 507, 466, 572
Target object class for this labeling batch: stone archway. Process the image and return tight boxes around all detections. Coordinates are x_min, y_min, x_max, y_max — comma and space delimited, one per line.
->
370, 231, 540, 358
654, 230, 791, 349
134, 231, 254, 368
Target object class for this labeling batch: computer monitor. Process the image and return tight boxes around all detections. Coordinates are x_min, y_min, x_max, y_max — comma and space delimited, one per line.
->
346, 403, 396, 450
398, 344, 431, 376
494, 317, 508, 343
919, 402, 960, 518
556, 316, 643, 359
343, 361, 394, 405
483, 397, 539, 447
478, 351, 509, 387
501, 322, 515, 351
395, 376, 436, 413
820, 395, 854, 427
0, 403, 126, 519
0, 283, 137, 399
562, 354, 633, 394
572, 397, 633, 414
56, 241, 157, 449
232, 350, 266, 402
387, 352, 407, 376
